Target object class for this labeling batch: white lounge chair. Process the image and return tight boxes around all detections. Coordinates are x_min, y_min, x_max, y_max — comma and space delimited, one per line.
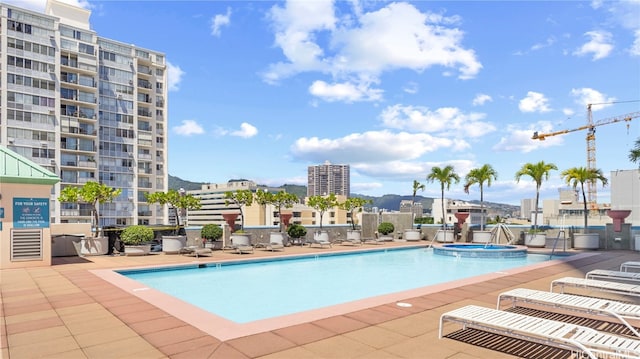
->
586, 269, 640, 283
497, 288, 640, 337
362, 237, 385, 245
307, 237, 332, 248
439, 305, 640, 359
230, 235, 254, 254
621, 262, 640, 272
265, 235, 285, 251
181, 246, 213, 258
551, 277, 640, 298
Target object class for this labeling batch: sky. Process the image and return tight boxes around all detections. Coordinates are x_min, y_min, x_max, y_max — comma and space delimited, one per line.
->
12, 0, 640, 205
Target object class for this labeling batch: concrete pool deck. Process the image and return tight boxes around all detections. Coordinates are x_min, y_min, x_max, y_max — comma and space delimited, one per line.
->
2, 242, 639, 358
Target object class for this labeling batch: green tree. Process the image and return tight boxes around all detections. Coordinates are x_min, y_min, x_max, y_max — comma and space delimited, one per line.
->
307, 193, 338, 230
145, 189, 201, 233
58, 181, 122, 236
224, 189, 254, 232
630, 137, 640, 168
411, 179, 425, 220
255, 189, 299, 232
515, 161, 558, 232
426, 165, 460, 231
561, 166, 608, 233
463, 164, 498, 231
339, 197, 372, 230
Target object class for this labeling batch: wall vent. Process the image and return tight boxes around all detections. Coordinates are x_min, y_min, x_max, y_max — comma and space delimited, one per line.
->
11, 229, 43, 261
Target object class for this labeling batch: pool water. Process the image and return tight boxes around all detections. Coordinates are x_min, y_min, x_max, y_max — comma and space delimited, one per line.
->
121, 248, 551, 323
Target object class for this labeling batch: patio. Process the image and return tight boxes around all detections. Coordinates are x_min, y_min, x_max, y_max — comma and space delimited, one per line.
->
2, 243, 639, 358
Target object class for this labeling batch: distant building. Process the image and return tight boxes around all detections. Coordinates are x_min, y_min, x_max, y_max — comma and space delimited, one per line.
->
307, 161, 350, 197
520, 198, 535, 219
432, 199, 486, 227
399, 200, 423, 219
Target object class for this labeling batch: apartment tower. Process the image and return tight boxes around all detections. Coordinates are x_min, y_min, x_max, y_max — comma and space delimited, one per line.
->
0, 0, 169, 227
307, 161, 350, 197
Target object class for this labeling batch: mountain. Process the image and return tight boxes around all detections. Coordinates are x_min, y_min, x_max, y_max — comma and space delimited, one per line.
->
168, 175, 518, 215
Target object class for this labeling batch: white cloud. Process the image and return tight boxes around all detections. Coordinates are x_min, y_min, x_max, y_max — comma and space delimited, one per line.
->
518, 91, 551, 113
530, 36, 556, 51
403, 82, 419, 94
631, 29, 640, 56
211, 7, 232, 37
166, 61, 184, 92
173, 120, 204, 136
264, 1, 482, 97
308, 80, 383, 102
379, 104, 495, 138
573, 30, 614, 60
290, 130, 465, 165
493, 121, 563, 153
231, 122, 258, 138
472, 93, 492, 106
570, 88, 616, 110
352, 159, 475, 181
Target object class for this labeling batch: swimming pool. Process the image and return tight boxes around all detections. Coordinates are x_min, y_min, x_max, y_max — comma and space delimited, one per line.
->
119, 247, 552, 323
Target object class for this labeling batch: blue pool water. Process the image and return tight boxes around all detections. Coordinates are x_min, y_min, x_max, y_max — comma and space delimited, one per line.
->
120, 248, 551, 323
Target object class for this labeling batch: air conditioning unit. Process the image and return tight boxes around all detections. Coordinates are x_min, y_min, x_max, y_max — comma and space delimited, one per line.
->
49, 67, 55, 73
50, 159, 56, 165
8, 137, 15, 144
41, 142, 48, 148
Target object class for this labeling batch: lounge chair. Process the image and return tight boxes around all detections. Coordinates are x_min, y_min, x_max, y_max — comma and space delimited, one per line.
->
551, 277, 640, 298
230, 234, 254, 254
181, 245, 213, 258
336, 237, 362, 246
439, 305, 640, 359
621, 262, 640, 272
307, 233, 332, 248
497, 288, 640, 337
586, 269, 640, 283
362, 237, 385, 245
264, 234, 285, 251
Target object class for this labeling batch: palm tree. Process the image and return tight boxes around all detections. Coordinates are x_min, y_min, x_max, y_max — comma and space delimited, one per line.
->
630, 137, 640, 168
426, 166, 460, 231
411, 179, 425, 221
463, 164, 498, 231
515, 161, 558, 232
561, 167, 608, 233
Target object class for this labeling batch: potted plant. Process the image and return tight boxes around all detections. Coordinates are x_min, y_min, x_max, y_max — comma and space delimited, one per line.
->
561, 166, 608, 249
224, 189, 254, 244
58, 181, 122, 255
515, 161, 557, 247
120, 225, 154, 256
377, 222, 395, 241
255, 189, 298, 244
146, 189, 202, 253
339, 197, 372, 242
287, 223, 307, 246
307, 193, 338, 242
464, 164, 498, 243
201, 224, 223, 249
426, 165, 460, 242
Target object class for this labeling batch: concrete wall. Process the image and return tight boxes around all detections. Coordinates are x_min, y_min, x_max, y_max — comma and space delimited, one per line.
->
1, 183, 54, 269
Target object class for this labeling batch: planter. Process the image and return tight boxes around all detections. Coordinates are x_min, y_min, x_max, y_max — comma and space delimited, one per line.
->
573, 233, 600, 249
472, 230, 492, 243
346, 230, 362, 242
270, 232, 286, 245
231, 233, 252, 247
162, 235, 187, 254
314, 231, 330, 242
76, 237, 109, 256
124, 244, 151, 256
52, 234, 85, 257
404, 229, 421, 241
436, 230, 454, 243
525, 233, 546, 248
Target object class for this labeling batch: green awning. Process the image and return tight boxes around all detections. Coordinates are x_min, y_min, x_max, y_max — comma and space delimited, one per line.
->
0, 146, 60, 185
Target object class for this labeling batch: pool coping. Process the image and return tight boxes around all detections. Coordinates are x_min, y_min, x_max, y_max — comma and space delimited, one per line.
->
91, 247, 599, 341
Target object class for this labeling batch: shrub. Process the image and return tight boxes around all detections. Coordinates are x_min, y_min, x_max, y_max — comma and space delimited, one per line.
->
120, 225, 154, 245
201, 224, 223, 241
287, 224, 307, 239
378, 222, 395, 235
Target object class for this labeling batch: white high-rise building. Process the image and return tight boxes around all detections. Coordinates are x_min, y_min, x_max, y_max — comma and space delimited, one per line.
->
0, 0, 169, 227
307, 161, 350, 197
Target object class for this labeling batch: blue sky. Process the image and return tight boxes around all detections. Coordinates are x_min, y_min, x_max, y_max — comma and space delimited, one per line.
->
16, 0, 640, 205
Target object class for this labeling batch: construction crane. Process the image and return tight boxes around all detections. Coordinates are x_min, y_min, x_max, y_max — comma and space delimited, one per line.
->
532, 104, 640, 209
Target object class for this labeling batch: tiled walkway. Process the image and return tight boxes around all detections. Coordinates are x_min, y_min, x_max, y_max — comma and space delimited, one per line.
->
1, 243, 639, 358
